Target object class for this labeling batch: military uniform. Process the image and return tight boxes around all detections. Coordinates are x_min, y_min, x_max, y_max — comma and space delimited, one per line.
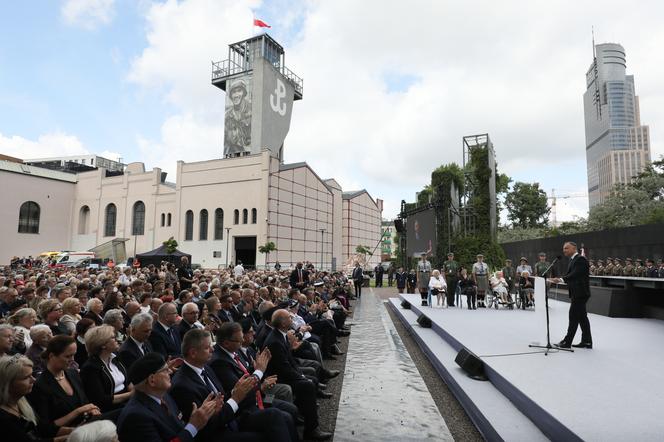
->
622, 259, 634, 277
534, 259, 552, 277
442, 257, 459, 307
604, 258, 614, 277
502, 261, 516, 293
589, 260, 596, 276
612, 259, 623, 276
634, 260, 645, 277
596, 260, 605, 276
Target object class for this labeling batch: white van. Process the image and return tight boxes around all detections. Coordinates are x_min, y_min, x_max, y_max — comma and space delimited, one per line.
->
54, 251, 96, 267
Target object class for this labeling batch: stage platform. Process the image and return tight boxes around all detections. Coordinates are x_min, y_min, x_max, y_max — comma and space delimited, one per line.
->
389, 293, 664, 441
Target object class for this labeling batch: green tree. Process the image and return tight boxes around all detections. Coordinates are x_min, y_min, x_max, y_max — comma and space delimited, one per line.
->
504, 182, 550, 228
162, 237, 178, 254
258, 241, 277, 268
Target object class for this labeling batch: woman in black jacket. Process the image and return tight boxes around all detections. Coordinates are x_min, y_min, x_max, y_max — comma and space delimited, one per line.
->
80, 325, 132, 413
28, 335, 101, 429
458, 267, 477, 310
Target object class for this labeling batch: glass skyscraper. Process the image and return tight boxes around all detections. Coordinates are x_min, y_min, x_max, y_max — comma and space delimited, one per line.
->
583, 43, 651, 207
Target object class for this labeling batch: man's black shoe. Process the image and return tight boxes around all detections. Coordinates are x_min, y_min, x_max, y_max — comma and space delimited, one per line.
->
322, 369, 340, 379
554, 340, 572, 349
316, 390, 333, 399
337, 330, 350, 337
572, 342, 593, 349
331, 345, 344, 355
322, 354, 336, 360
296, 415, 305, 426
317, 382, 327, 390
304, 428, 333, 441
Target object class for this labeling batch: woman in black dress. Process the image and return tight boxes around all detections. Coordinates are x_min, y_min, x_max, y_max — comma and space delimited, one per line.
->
458, 267, 477, 310
28, 335, 101, 429
0, 354, 71, 441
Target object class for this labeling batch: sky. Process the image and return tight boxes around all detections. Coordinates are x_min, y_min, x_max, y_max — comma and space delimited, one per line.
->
1, 0, 663, 223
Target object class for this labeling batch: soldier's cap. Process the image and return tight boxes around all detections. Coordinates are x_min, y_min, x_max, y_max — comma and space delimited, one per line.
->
229, 80, 248, 96
614, 258, 622, 262
606, 257, 612, 260
597, 260, 604, 263
538, 252, 546, 257
626, 258, 633, 262
505, 259, 512, 263
636, 259, 643, 263
447, 252, 454, 257
476, 254, 484, 258
520, 257, 528, 262
129, 352, 166, 385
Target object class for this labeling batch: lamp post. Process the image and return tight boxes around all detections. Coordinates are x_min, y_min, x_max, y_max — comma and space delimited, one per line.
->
319, 228, 326, 271
225, 227, 232, 269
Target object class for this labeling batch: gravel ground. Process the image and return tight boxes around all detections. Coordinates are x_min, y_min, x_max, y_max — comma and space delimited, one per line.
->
375, 287, 483, 442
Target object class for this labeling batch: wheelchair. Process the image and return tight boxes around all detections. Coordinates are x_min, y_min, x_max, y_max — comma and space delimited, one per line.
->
485, 287, 515, 309
515, 284, 535, 310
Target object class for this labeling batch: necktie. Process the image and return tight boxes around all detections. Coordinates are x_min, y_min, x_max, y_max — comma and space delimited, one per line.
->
160, 398, 172, 417
167, 328, 175, 344
141, 343, 148, 355
201, 369, 218, 394
233, 354, 264, 409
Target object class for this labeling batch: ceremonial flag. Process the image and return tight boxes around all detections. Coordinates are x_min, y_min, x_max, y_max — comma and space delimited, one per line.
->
253, 18, 271, 28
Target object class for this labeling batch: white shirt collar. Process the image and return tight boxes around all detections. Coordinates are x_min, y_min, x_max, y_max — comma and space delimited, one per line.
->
571, 252, 579, 261
159, 321, 171, 332
183, 360, 204, 376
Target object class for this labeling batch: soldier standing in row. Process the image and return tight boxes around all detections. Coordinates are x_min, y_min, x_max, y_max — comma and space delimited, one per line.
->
612, 258, 623, 276
589, 260, 596, 276
534, 252, 553, 277
634, 259, 645, 277
502, 259, 516, 295
623, 258, 635, 277
604, 258, 614, 276
596, 259, 605, 276
442, 253, 459, 307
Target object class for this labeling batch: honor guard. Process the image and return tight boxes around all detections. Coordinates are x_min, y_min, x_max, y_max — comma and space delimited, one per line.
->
623, 258, 634, 277
612, 258, 623, 276
604, 258, 614, 276
634, 259, 645, 277
534, 252, 552, 277
596, 260, 605, 275
589, 260, 596, 276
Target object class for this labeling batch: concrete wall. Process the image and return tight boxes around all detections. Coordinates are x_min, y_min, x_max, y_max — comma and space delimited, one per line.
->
268, 161, 334, 269
0, 170, 74, 263
342, 192, 382, 269
177, 153, 270, 268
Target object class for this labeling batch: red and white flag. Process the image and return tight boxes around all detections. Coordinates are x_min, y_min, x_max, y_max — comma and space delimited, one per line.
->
253, 18, 271, 28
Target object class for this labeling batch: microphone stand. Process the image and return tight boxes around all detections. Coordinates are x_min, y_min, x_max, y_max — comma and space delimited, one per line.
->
529, 258, 573, 355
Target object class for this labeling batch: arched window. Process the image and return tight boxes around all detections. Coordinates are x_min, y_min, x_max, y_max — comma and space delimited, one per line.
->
251, 208, 257, 224
199, 209, 208, 241
18, 201, 40, 234
132, 201, 145, 235
161, 213, 165, 227
78, 206, 90, 234
234, 209, 239, 225
167, 213, 172, 227
214, 208, 224, 240
104, 203, 117, 237
242, 209, 248, 224
185, 210, 194, 241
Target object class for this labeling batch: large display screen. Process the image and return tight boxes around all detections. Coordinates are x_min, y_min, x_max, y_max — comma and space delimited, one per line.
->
406, 208, 437, 258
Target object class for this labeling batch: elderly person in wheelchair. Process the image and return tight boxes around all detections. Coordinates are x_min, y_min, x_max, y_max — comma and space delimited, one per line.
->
518, 270, 535, 309
489, 271, 513, 308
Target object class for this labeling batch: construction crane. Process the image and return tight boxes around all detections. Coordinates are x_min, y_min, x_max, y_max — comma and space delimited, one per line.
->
548, 188, 587, 227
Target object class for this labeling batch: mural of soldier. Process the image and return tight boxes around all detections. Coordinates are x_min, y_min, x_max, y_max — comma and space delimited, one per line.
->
224, 78, 252, 156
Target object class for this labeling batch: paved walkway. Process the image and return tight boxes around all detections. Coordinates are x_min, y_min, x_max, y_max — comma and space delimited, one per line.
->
334, 288, 453, 442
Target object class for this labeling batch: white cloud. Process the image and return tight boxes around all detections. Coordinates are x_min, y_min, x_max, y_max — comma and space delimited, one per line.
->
0, 131, 88, 160
61, 0, 116, 30
127, 0, 664, 221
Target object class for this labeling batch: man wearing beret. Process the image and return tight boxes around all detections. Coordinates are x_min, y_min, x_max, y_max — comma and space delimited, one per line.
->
117, 352, 217, 442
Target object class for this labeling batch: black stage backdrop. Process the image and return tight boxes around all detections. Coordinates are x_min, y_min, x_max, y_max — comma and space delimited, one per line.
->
501, 223, 664, 275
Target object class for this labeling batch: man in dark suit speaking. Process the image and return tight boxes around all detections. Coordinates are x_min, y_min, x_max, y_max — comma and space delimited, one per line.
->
551, 241, 593, 349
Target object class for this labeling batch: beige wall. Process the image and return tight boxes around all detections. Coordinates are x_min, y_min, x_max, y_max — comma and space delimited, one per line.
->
342, 192, 382, 269
0, 170, 74, 263
268, 162, 334, 269
176, 153, 270, 268
71, 165, 177, 259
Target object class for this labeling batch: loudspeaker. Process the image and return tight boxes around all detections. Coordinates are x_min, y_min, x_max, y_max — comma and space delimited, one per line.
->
394, 219, 405, 233
416, 314, 432, 328
455, 348, 488, 381
400, 300, 411, 309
